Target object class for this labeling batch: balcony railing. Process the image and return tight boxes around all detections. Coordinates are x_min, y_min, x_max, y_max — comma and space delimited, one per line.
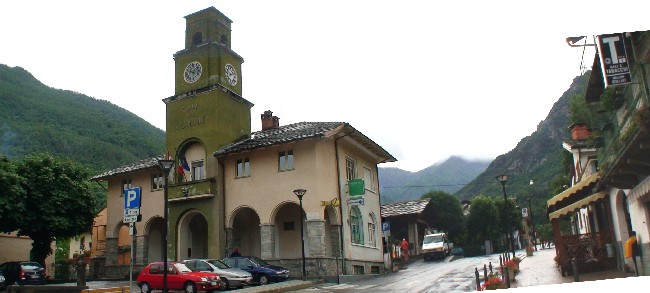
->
169, 178, 215, 200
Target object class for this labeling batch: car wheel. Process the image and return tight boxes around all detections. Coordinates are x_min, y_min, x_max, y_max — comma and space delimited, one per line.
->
184, 281, 198, 293
259, 274, 269, 285
140, 282, 152, 293
220, 278, 230, 290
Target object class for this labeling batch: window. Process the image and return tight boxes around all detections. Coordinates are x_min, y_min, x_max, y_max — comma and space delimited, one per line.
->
121, 178, 132, 196
368, 213, 377, 247
236, 158, 250, 177
192, 32, 202, 46
191, 161, 205, 181
152, 173, 163, 190
350, 206, 364, 244
279, 150, 294, 171
363, 166, 375, 191
283, 222, 295, 231
346, 157, 357, 180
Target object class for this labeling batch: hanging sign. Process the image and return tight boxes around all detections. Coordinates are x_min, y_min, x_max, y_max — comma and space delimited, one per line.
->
597, 33, 632, 87
348, 179, 365, 196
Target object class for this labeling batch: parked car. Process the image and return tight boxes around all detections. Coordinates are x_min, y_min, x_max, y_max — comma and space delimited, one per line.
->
0, 271, 6, 290
221, 256, 289, 285
0, 261, 46, 286
136, 261, 221, 293
451, 247, 464, 257
183, 259, 253, 290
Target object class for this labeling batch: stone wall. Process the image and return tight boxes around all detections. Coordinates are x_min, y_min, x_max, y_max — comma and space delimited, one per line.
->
268, 257, 384, 279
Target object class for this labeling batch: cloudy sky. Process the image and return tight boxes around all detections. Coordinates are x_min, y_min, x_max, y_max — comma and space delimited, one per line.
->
1, 1, 646, 172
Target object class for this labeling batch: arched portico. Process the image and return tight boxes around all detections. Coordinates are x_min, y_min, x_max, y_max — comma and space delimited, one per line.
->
228, 206, 261, 257
177, 209, 209, 260
144, 216, 165, 263
272, 201, 305, 259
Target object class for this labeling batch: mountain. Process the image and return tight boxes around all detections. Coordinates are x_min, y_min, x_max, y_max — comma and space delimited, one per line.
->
0, 64, 165, 172
378, 156, 491, 204
454, 73, 589, 204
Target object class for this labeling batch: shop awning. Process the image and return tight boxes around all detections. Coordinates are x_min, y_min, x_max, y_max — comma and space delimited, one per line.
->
547, 173, 600, 207
548, 191, 608, 220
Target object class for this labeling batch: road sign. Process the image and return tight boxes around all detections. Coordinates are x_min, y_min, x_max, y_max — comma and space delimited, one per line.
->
124, 208, 140, 216
123, 215, 138, 223
381, 221, 391, 237
124, 187, 142, 210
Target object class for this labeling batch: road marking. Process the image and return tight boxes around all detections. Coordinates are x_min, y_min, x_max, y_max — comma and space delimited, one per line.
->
322, 284, 354, 289
406, 280, 420, 287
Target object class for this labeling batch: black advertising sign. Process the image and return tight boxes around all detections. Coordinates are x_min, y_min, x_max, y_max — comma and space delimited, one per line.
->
597, 33, 632, 87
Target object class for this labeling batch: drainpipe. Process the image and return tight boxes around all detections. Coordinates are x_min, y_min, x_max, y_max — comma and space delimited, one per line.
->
334, 129, 355, 275
217, 156, 228, 258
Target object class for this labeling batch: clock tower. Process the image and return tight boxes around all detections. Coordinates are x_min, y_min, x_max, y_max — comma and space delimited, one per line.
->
162, 7, 253, 260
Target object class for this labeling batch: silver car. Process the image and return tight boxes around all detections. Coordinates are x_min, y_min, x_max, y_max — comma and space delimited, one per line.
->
183, 259, 253, 290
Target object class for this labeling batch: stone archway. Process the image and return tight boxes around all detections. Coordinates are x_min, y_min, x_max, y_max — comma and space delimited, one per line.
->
324, 205, 341, 257
177, 210, 209, 260
145, 216, 165, 263
229, 207, 261, 257
113, 222, 131, 265
273, 202, 304, 259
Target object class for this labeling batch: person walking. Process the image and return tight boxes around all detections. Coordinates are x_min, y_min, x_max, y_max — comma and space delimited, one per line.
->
401, 238, 410, 263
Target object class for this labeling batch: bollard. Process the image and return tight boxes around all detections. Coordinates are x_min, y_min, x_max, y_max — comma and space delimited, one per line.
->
475, 268, 480, 291
76, 257, 87, 287
499, 255, 503, 268
572, 258, 580, 282
489, 261, 493, 274
504, 265, 510, 288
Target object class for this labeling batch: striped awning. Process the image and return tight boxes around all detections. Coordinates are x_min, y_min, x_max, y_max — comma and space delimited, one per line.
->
547, 173, 600, 207
548, 191, 608, 220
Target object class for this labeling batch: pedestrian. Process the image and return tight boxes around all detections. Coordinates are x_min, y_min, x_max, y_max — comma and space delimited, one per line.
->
401, 238, 409, 263
230, 247, 242, 257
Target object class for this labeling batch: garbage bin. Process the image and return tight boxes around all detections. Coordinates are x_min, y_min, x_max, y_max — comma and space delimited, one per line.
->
606, 243, 615, 258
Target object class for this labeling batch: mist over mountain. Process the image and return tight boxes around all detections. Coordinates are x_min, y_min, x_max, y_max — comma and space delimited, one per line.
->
378, 156, 490, 204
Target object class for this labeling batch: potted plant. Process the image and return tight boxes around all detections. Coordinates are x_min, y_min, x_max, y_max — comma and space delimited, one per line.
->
481, 273, 506, 290
501, 259, 519, 281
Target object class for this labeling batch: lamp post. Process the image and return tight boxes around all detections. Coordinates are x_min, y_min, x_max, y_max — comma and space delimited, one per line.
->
293, 189, 307, 280
158, 158, 174, 293
529, 180, 537, 251
496, 175, 515, 258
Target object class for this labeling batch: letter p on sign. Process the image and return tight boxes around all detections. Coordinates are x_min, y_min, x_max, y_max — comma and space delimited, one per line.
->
124, 187, 142, 209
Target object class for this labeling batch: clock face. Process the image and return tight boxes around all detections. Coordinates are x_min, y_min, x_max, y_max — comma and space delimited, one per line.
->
183, 61, 202, 84
225, 64, 238, 86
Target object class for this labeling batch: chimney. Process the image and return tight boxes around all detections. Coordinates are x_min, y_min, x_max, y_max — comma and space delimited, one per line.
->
570, 123, 591, 141
261, 110, 280, 130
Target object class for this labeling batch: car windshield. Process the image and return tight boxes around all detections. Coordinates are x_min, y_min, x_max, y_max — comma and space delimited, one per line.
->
174, 263, 193, 273
248, 256, 269, 266
21, 263, 43, 270
207, 259, 230, 269
423, 235, 444, 244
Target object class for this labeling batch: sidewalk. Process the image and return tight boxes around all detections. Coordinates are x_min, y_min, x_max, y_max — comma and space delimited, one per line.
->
511, 246, 638, 290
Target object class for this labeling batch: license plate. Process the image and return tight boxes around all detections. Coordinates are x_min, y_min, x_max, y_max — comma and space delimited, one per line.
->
211, 281, 216, 286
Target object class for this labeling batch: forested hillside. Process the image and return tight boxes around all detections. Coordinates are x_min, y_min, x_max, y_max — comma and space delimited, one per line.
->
0, 64, 165, 173
379, 156, 490, 204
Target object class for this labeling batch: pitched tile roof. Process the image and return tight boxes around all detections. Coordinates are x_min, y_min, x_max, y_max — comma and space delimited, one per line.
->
380, 198, 431, 218
213, 122, 346, 156
92, 156, 163, 180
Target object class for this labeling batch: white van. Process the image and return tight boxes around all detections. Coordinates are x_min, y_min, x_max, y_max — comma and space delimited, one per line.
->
421, 232, 451, 260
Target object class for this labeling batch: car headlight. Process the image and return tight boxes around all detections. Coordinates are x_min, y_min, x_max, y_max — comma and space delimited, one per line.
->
201, 277, 208, 282
0, 276, 5, 282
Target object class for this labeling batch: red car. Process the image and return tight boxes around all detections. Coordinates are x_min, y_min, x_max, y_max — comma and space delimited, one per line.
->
137, 262, 221, 293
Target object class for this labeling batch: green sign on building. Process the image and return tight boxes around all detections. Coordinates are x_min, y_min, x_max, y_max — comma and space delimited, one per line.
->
348, 179, 365, 196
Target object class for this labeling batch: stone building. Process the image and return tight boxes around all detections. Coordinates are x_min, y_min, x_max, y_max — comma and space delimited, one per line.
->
92, 6, 395, 279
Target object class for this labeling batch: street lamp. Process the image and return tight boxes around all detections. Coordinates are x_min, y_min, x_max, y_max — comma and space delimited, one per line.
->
495, 175, 516, 258
529, 180, 537, 251
158, 158, 174, 293
293, 189, 307, 280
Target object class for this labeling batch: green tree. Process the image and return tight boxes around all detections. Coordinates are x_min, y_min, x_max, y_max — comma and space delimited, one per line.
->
466, 195, 500, 245
12, 153, 97, 267
420, 190, 466, 243
0, 155, 26, 232
494, 197, 523, 235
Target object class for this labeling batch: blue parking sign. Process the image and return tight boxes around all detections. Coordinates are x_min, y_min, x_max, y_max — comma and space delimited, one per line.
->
124, 187, 142, 209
